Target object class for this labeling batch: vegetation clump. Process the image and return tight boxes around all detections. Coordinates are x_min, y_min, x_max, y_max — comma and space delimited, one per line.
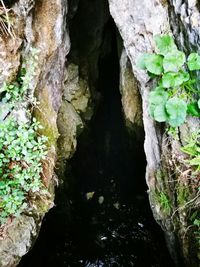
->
181, 130, 200, 172
0, 49, 48, 225
137, 35, 200, 242
137, 35, 200, 127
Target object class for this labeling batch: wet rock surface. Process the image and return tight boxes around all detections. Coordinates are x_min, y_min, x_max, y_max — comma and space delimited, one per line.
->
0, 1, 69, 266
0, 0, 199, 266
108, 1, 200, 265
19, 19, 174, 267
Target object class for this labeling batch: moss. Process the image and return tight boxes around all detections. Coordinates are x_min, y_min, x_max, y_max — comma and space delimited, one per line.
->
177, 185, 190, 206
33, 195, 54, 216
156, 169, 164, 182
155, 168, 171, 185
34, 85, 59, 149
159, 191, 171, 215
151, 188, 171, 216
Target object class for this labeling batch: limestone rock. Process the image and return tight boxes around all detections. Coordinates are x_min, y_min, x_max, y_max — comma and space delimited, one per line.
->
119, 49, 143, 132
0, 215, 37, 267
63, 63, 92, 117
108, 0, 200, 266
0, 0, 69, 266
57, 100, 83, 161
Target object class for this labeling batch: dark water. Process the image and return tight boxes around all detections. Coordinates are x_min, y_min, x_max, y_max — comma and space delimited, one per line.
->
19, 20, 175, 267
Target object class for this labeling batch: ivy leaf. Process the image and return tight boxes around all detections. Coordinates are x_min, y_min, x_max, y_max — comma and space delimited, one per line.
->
136, 53, 150, 70
162, 71, 189, 88
166, 97, 187, 127
145, 54, 163, 75
154, 35, 177, 55
187, 53, 200, 71
187, 102, 200, 117
163, 50, 186, 72
149, 87, 169, 118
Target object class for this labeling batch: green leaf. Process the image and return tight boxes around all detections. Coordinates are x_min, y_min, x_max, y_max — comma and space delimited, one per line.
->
187, 53, 200, 71
136, 53, 150, 70
145, 54, 163, 75
154, 35, 177, 55
187, 102, 200, 117
166, 97, 187, 127
198, 99, 200, 109
163, 50, 186, 72
193, 219, 200, 227
187, 156, 200, 167
181, 145, 198, 157
149, 87, 169, 117
153, 105, 168, 122
162, 71, 189, 88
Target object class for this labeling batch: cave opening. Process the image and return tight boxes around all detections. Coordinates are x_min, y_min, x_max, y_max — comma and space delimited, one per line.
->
19, 2, 175, 267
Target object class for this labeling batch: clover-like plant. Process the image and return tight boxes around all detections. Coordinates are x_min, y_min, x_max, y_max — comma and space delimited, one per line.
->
137, 35, 200, 127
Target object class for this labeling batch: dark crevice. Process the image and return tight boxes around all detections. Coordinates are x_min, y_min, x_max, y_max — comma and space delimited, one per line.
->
19, 2, 175, 267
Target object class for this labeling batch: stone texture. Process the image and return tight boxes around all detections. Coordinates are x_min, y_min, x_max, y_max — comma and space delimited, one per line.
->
119, 48, 143, 133
63, 63, 92, 119
0, 0, 199, 266
108, 0, 200, 266
0, 0, 69, 266
57, 100, 83, 163
0, 215, 38, 267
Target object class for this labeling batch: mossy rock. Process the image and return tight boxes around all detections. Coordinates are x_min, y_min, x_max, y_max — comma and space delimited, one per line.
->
34, 85, 59, 149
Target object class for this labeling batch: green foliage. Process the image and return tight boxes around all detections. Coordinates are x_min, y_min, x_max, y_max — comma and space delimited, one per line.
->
159, 192, 171, 214
163, 50, 185, 72
0, 48, 39, 109
190, 212, 200, 244
187, 53, 200, 71
161, 71, 189, 88
165, 97, 187, 127
149, 87, 169, 122
198, 99, 200, 109
154, 34, 177, 55
144, 54, 163, 75
0, 49, 48, 225
0, 118, 47, 224
137, 34, 200, 127
181, 130, 200, 171
177, 186, 189, 206
187, 102, 200, 117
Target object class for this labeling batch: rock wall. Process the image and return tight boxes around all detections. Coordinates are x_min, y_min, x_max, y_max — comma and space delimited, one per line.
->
0, 0, 113, 266
108, 0, 200, 266
0, 0, 199, 266
119, 48, 143, 140
0, 0, 69, 266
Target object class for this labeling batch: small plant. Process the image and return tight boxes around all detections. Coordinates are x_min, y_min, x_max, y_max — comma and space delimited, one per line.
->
0, 117, 48, 224
159, 191, 171, 214
137, 35, 200, 127
0, 49, 48, 225
190, 211, 200, 244
181, 130, 200, 172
